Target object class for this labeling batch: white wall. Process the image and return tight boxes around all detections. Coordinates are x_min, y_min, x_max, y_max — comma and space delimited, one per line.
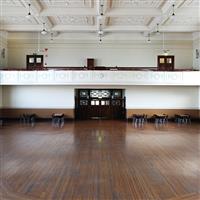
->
2, 86, 74, 109
7, 32, 193, 69
0, 31, 8, 68
7, 42, 193, 69
2, 85, 199, 110
126, 86, 199, 109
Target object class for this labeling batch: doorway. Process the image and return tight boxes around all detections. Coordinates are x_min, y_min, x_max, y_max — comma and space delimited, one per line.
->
75, 89, 126, 120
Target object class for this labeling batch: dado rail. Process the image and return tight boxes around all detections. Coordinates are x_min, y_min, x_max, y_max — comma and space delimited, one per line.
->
0, 70, 199, 86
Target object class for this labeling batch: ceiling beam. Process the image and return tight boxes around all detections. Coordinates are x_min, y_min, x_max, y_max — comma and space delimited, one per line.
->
1, 24, 198, 33
2, 6, 198, 17
104, 26, 149, 32
19, 0, 53, 30
144, 0, 189, 36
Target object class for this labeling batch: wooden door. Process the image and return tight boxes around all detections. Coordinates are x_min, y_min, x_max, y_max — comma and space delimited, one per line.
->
157, 55, 174, 71
27, 55, 43, 69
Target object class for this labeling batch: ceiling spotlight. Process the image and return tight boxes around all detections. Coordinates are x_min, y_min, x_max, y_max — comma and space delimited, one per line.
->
50, 32, 54, 42
99, 37, 102, 43
171, 4, 175, 18
100, 4, 104, 16
147, 33, 151, 43
41, 23, 48, 35
156, 23, 160, 35
26, 3, 32, 19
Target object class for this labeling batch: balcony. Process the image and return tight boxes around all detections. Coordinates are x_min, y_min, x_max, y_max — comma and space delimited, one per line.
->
0, 70, 199, 86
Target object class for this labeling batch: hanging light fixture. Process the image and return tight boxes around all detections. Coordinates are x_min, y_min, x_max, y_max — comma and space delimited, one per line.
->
171, 4, 175, 19
162, 32, 169, 56
98, 23, 103, 43
156, 23, 160, 35
41, 23, 48, 35
26, 3, 32, 19
98, 1, 104, 19
100, 4, 104, 16
37, 32, 41, 52
99, 35, 102, 43
50, 32, 54, 42
147, 33, 151, 43
98, 23, 104, 36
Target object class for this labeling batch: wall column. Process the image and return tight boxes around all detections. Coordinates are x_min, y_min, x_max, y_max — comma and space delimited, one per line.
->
193, 32, 200, 70
0, 31, 8, 68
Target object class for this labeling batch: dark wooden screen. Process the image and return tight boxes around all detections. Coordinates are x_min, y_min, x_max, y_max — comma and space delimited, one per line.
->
75, 89, 126, 120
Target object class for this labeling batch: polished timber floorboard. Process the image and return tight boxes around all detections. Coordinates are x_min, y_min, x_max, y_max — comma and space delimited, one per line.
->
0, 121, 199, 200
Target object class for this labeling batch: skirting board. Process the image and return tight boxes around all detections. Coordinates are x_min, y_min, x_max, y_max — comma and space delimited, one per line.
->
127, 109, 200, 119
0, 108, 199, 120
0, 108, 74, 119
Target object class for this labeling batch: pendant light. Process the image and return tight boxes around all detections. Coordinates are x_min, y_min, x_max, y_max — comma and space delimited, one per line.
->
41, 23, 48, 35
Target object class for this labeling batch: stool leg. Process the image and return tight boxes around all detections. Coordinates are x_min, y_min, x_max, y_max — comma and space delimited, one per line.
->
61, 117, 64, 128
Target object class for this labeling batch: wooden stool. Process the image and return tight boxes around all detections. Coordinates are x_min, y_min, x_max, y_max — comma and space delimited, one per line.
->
20, 113, 36, 125
175, 114, 191, 124
154, 114, 168, 124
52, 113, 64, 128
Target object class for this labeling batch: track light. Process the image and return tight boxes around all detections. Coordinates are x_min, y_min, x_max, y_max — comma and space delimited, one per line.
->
26, 3, 32, 19
41, 23, 48, 35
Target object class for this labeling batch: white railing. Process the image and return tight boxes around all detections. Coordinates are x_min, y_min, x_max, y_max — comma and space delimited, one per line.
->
0, 70, 199, 86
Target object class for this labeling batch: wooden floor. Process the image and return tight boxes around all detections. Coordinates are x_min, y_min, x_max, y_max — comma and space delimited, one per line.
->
0, 121, 200, 200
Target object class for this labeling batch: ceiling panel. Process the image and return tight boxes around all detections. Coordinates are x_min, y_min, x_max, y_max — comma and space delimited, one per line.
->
0, 16, 39, 25
38, 0, 93, 8
111, 0, 164, 8
165, 16, 199, 26
182, 0, 199, 7
0, 0, 198, 34
109, 16, 152, 26
53, 16, 94, 25
0, 0, 24, 7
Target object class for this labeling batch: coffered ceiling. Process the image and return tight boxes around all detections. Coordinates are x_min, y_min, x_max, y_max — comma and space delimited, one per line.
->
0, 0, 199, 38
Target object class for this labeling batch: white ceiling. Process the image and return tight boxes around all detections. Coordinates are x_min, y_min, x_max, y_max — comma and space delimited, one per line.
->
0, 0, 199, 39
